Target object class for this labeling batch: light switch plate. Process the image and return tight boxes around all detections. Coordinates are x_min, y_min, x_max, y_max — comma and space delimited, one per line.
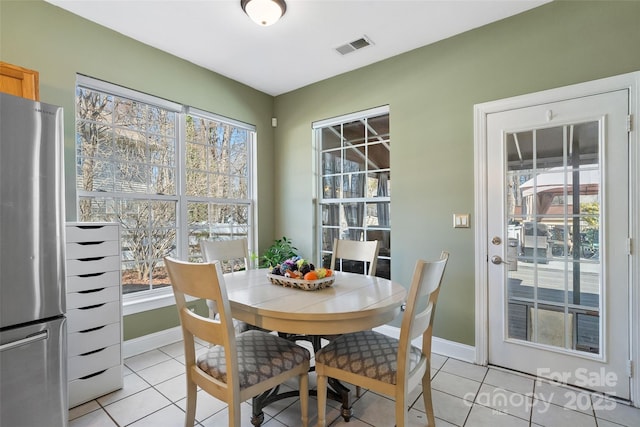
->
453, 213, 470, 228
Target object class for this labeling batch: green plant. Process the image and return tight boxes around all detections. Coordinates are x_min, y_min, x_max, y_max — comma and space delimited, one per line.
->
580, 202, 600, 228
260, 236, 298, 268
249, 251, 259, 269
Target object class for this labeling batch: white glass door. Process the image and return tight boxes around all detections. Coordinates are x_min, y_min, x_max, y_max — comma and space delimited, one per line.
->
487, 90, 630, 399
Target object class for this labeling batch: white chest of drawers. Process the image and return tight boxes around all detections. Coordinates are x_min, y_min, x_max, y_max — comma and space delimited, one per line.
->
66, 222, 123, 408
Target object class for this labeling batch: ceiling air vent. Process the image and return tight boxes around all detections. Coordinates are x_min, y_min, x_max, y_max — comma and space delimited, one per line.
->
335, 36, 373, 55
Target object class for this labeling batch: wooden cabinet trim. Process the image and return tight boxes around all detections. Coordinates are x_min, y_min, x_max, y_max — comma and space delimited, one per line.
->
0, 61, 40, 101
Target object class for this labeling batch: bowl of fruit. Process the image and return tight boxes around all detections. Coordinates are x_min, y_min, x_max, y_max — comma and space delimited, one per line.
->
267, 257, 334, 291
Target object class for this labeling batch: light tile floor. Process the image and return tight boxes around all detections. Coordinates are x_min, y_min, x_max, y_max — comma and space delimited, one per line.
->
69, 340, 640, 426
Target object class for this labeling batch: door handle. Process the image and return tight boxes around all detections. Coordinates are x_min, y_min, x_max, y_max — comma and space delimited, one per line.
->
0, 330, 48, 352
490, 255, 512, 265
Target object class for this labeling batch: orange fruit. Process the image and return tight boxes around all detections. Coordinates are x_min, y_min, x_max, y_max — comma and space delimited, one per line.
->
325, 269, 332, 277
304, 271, 318, 280
288, 270, 300, 279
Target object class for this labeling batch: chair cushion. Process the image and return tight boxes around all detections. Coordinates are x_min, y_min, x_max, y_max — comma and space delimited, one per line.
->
315, 330, 422, 384
197, 330, 310, 389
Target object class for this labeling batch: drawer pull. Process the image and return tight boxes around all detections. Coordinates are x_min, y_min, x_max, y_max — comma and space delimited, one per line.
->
78, 256, 105, 262
78, 325, 106, 334
77, 241, 106, 246
78, 272, 106, 278
78, 303, 106, 310
77, 225, 105, 230
80, 347, 106, 356
78, 288, 105, 294
79, 369, 107, 380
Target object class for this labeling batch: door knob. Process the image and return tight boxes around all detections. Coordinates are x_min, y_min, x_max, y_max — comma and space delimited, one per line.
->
491, 255, 510, 265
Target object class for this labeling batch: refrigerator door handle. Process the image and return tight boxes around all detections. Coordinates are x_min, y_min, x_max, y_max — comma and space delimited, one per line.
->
0, 330, 49, 352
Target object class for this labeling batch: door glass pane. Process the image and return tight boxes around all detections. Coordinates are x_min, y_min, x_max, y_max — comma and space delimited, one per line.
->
505, 122, 601, 355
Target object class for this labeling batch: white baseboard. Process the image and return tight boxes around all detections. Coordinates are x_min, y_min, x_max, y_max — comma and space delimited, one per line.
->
123, 326, 183, 358
373, 324, 402, 339
374, 325, 476, 363
431, 336, 476, 363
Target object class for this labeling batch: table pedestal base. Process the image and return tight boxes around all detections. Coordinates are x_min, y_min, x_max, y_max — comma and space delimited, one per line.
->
251, 385, 300, 426
328, 377, 353, 421
250, 381, 353, 426
249, 334, 354, 426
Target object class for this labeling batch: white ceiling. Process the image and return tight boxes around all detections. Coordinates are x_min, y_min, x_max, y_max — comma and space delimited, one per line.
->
45, 0, 550, 96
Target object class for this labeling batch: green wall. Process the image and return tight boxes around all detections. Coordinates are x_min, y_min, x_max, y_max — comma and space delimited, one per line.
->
2, 1, 639, 345
124, 300, 208, 340
0, 0, 275, 340
273, 1, 640, 345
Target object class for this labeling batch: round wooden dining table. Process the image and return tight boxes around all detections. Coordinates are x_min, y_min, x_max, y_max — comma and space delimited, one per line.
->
223, 268, 407, 336
222, 268, 407, 425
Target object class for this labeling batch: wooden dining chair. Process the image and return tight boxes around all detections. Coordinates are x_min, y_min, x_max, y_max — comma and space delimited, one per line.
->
326, 238, 382, 398
330, 238, 380, 276
200, 238, 251, 273
164, 257, 310, 427
200, 238, 254, 333
315, 251, 449, 427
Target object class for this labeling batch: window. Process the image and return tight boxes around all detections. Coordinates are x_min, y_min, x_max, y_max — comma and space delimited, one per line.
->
75, 76, 255, 297
184, 110, 253, 270
313, 106, 391, 278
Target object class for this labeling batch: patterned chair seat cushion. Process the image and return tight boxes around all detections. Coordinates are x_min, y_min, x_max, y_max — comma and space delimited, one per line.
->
197, 330, 310, 389
315, 330, 422, 384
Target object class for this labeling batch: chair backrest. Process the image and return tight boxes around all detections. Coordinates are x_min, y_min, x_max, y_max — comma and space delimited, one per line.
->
200, 238, 251, 272
164, 257, 240, 395
329, 238, 380, 276
399, 251, 449, 362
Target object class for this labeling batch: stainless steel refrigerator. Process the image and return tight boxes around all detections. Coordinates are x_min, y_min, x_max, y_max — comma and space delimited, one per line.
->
0, 93, 67, 426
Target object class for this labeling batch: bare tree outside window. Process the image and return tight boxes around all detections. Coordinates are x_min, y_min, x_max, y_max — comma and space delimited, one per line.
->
75, 82, 253, 294
185, 114, 251, 267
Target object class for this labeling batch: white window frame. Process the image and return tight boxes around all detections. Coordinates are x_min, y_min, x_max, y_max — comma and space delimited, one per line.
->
312, 105, 391, 275
74, 75, 257, 314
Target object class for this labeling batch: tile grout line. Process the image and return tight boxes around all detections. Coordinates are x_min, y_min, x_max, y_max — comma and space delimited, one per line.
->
71, 351, 639, 427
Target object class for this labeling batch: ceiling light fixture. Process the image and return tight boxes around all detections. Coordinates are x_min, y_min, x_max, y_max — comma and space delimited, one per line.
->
241, 0, 287, 27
